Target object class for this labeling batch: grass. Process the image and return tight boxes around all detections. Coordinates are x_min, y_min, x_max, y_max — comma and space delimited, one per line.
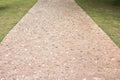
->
75, 0, 120, 47
0, 0, 37, 42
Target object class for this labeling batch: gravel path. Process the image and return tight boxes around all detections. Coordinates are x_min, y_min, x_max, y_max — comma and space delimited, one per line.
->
0, 0, 120, 80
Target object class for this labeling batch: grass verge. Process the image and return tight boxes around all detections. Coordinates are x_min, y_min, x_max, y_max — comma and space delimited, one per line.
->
75, 0, 120, 47
0, 0, 37, 42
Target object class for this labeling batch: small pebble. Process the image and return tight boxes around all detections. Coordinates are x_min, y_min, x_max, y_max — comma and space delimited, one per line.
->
64, 63, 67, 66
24, 49, 28, 51
66, 52, 69, 54
1, 78, 5, 80
93, 77, 105, 80
37, 46, 41, 48
28, 63, 31, 66
95, 61, 98, 63
83, 78, 87, 80
22, 75, 25, 78
72, 57, 76, 60
21, 45, 25, 47
50, 52, 53, 54
75, 29, 78, 32
5, 55, 9, 57
111, 58, 115, 61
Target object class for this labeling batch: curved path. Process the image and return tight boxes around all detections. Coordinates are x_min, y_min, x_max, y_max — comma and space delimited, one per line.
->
0, 0, 120, 80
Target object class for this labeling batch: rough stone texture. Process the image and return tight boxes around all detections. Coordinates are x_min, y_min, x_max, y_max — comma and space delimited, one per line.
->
0, 0, 120, 80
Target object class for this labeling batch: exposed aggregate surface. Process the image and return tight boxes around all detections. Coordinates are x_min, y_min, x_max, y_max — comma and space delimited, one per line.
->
0, 0, 120, 80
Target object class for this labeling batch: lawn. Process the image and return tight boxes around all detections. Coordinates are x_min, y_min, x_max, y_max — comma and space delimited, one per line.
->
75, 0, 120, 47
0, 0, 37, 42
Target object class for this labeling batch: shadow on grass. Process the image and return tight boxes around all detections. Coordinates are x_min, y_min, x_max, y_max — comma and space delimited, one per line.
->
0, 6, 8, 10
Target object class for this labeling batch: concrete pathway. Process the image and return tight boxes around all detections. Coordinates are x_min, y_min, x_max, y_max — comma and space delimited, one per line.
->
0, 0, 120, 80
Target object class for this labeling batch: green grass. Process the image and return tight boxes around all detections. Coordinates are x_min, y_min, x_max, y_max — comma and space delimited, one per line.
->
75, 0, 120, 47
0, 0, 37, 42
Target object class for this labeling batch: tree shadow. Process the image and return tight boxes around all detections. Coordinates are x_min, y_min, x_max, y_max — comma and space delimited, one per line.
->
0, 6, 8, 10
